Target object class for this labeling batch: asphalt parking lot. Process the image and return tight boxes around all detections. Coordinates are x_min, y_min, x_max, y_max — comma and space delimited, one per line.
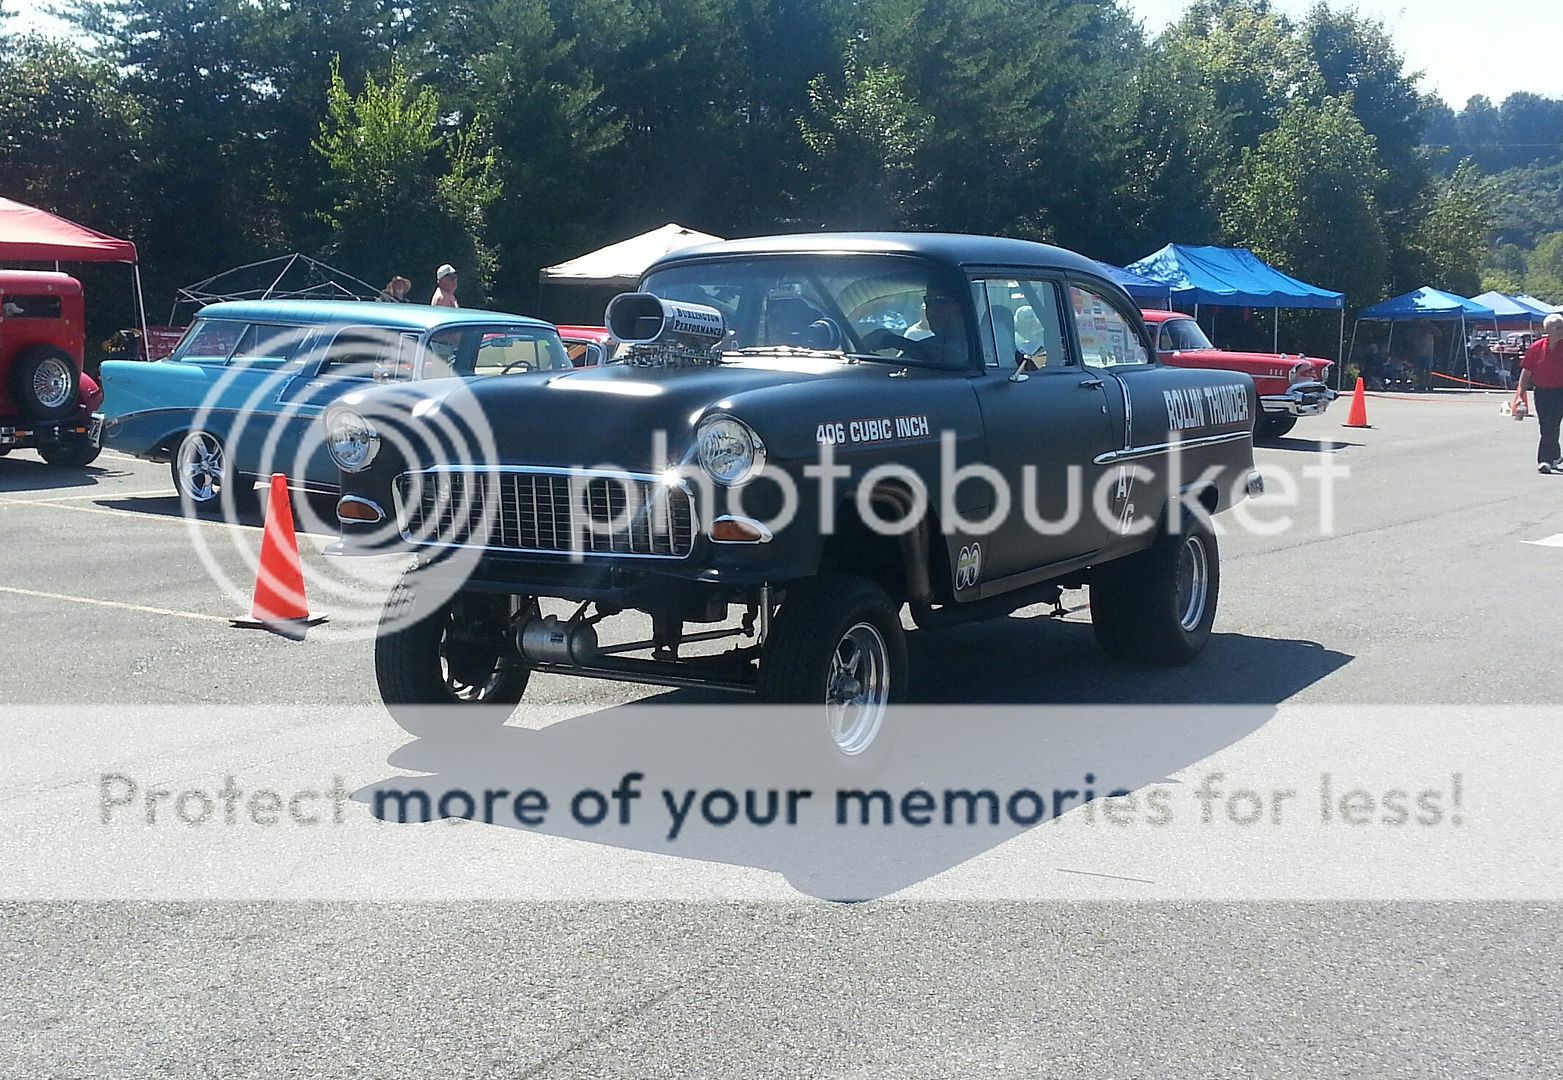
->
2, 392, 1560, 1076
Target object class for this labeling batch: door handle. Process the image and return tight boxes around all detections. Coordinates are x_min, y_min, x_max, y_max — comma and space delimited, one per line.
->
1078, 377, 1104, 389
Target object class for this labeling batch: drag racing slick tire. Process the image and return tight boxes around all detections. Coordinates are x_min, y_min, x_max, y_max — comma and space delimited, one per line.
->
1090, 507, 1219, 665
375, 578, 530, 736
760, 574, 907, 764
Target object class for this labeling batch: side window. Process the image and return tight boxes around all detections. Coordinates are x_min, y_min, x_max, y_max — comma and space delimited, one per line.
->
169, 319, 245, 365
318, 327, 402, 380
228, 323, 307, 368
1070, 285, 1150, 369
472, 329, 573, 375
977, 278, 1069, 371
422, 328, 465, 379
1, 294, 63, 319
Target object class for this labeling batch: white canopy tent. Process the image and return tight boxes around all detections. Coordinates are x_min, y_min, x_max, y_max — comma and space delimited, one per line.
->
538, 223, 724, 289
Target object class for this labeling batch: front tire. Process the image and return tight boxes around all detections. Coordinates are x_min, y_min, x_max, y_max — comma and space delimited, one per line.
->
39, 438, 101, 467
761, 575, 907, 763
1257, 414, 1297, 440
1091, 508, 1220, 665
375, 579, 530, 737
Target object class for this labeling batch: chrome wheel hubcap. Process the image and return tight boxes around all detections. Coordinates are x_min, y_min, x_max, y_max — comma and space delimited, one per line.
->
177, 432, 223, 502
34, 358, 72, 410
1176, 534, 1210, 632
825, 621, 890, 756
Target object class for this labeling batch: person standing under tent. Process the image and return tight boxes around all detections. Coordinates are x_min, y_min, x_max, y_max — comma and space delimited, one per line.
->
1408, 320, 1435, 392
1516, 314, 1563, 473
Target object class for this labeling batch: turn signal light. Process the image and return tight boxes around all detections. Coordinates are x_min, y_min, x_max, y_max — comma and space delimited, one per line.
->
336, 496, 385, 524
710, 517, 768, 543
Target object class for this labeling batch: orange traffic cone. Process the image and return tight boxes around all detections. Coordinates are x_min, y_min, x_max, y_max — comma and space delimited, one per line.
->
231, 473, 327, 640
1342, 376, 1371, 428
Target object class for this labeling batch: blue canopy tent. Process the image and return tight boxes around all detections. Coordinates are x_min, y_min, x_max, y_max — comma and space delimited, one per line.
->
1125, 244, 1346, 374
1091, 260, 1174, 307
1470, 290, 1546, 330
1514, 293, 1562, 315
1352, 288, 1497, 386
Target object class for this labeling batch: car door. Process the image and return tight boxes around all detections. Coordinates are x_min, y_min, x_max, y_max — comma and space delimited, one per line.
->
1066, 279, 1181, 555
217, 322, 317, 479
967, 274, 1122, 587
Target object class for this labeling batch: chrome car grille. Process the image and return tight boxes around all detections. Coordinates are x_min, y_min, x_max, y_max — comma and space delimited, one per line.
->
395, 468, 696, 558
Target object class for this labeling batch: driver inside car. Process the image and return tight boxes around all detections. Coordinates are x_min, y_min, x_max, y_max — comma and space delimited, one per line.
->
860, 285, 970, 366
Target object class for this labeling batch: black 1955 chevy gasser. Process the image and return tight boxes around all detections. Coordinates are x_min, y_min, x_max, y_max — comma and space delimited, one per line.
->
326, 233, 1263, 760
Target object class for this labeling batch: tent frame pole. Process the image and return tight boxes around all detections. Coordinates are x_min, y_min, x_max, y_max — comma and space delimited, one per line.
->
1337, 310, 1346, 391
1274, 307, 1280, 353
132, 263, 150, 356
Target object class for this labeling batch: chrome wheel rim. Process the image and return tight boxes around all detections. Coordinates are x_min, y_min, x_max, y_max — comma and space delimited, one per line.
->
825, 621, 890, 756
176, 432, 223, 502
34, 358, 73, 410
1176, 534, 1210, 632
438, 615, 505, 702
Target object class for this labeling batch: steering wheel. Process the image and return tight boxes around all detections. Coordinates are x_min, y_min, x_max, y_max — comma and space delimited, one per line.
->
860, 327, 935, 362
498, 359, 535, 375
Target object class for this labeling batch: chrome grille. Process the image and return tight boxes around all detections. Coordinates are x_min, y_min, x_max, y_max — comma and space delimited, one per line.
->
395, 469, 695, 558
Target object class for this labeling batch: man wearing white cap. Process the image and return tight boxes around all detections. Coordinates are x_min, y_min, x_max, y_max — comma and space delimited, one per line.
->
431, 264, 459, 308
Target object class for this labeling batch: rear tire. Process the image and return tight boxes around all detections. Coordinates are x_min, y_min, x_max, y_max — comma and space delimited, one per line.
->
375, 578, 530, 737
1091, 508, 1219, 665
9, 347, 78, 422
761, 575, 907, 765
39, 439, 101, 467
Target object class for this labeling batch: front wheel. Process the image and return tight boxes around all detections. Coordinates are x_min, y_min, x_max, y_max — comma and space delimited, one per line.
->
1256, 414, 1297, 440
39, 438, 101, 468
1091, 508, 1220, 665
375, 578, 530, 737
760, 575, 907, 763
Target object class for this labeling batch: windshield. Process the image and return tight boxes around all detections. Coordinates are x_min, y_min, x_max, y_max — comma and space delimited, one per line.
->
1159, 317, 1214, 351
639, 254, 975, 368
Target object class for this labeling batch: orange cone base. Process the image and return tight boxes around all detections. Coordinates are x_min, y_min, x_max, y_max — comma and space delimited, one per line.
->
230, 614, 329, 641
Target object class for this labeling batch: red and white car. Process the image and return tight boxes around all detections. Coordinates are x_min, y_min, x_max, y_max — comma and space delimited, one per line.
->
1142, 309, 1336, 440
555, 324, 616, 367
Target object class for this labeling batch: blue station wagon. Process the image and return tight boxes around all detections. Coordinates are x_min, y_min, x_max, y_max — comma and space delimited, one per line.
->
95, 300, 571, 504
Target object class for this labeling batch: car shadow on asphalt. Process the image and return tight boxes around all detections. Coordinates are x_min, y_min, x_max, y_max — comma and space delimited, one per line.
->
91, 489, 341, 534
1257, 436, 1363, 453
352, 626, 1351, 902
0, 456, 136, 492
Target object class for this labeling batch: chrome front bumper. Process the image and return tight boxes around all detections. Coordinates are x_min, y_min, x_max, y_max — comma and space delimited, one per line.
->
1261, 383, 1336, 417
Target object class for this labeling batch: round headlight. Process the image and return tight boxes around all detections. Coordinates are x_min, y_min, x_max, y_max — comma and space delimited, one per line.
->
695, 415, 766, 486
326, 409, 380, 473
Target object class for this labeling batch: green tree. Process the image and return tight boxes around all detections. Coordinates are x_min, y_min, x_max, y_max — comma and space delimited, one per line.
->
314, 55, 499, 298
1526, 232, 1563, 303
799, 47, 931, 228
1408, 160, 1495, 297
1480, 243, 1527, 295
0, 34, 144, 233
1223, 95, 1387, 305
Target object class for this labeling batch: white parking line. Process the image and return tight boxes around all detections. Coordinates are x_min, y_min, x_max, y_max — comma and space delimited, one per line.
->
0, 585, 229, 623
0, 495, 250, 531
1522, 534, 1563, 547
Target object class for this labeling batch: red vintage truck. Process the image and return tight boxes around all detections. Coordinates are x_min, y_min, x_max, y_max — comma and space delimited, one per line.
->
0, 269, 105, 466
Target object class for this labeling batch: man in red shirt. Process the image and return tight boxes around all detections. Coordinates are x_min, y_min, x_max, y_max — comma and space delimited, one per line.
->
1517, 313, 1563, 472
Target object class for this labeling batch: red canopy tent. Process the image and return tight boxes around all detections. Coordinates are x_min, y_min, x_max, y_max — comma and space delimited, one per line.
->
0, 196, 149, 344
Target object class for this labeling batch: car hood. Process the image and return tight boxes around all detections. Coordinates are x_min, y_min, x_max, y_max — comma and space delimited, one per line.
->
342, 354, 960, 470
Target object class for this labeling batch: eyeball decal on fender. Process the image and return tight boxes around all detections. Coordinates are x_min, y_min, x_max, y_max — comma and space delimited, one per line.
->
955, 543, 982, 591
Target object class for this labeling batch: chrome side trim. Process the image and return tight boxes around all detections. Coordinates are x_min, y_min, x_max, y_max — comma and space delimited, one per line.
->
1094, 430, 1251, 465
